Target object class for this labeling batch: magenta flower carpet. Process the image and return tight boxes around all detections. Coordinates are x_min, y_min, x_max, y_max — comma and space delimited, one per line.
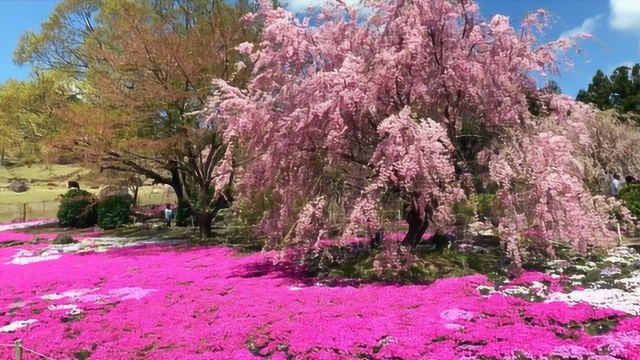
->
1, 224, 640, 359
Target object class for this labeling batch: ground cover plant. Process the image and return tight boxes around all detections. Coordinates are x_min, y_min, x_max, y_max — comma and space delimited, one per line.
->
2, 221, 640, 359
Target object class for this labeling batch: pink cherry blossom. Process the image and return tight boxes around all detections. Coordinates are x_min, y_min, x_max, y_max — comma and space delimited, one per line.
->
210, 0, 615, 268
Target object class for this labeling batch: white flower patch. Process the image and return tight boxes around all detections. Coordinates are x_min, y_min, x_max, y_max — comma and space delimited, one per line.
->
440, 308, 474, 322
42, 287, 156, 304
5, 236, 188, 266
502, 286, 531, 295
6, 248, 62, 265
546, 287, 640, 315
547, 260, 569, 268
77, 294, 108, 303
482, 246, 640, 317
7, 300, 29, 309
565, 263, 597, 273
602, 247, 640, 266
538, 247, 640, 314
289, 282, 335, 291
50, 243, 89, 253
47, 304, 79, 311
440, 308, 473, 331
64, 237, 186, 254
47, 237, 129, 254
444, 323, 464, 330
42, 288, 97, 301
614, 270, 640, 291
0, 319, 37, 333
108, 287, 157, 300
67, 308, 83, 316
603, 256, 632, 266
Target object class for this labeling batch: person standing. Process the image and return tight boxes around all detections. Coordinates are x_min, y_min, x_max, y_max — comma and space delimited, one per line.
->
165, 204, 174, 228
610, 174, 621, 198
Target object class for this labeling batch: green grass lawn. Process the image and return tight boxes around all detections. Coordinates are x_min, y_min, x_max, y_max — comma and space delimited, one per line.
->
0, 165, 176, 223
0, 164, 85, 183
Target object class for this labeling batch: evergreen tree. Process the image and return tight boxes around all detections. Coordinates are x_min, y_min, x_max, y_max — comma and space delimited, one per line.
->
577, 65, 640, 114
576, 70, 613, 110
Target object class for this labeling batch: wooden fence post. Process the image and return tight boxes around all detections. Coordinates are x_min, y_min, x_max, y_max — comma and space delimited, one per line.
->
617, 222, 623, 246
14, 339, 22, 360
22, 203, 27, 222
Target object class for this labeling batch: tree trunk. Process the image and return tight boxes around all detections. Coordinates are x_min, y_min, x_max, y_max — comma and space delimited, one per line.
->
401, 203, 430, 248
199, 186, 212, 239
169, 171, 186, 202
199, 211, 213, 239
132, 185, 139, 207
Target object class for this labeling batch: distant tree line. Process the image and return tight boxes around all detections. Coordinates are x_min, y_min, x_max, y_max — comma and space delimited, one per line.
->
576, 64, 640, 116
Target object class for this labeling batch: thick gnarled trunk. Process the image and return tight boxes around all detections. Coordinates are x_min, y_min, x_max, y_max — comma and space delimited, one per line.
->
401, 195, 437, 248
199, 212, 213, 239
401, 204, 430, 248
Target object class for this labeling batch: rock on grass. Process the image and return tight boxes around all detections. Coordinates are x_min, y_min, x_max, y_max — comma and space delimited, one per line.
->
52, 234, 77, 245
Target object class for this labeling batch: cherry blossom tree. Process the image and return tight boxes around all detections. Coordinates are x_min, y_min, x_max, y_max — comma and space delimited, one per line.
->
211, 0, 618, 266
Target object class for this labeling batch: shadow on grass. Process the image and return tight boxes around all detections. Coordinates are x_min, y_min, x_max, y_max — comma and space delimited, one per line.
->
100, 225, 196, 240
231, 258, 314, 284
231, 243, 507, 288
16, 222, 64, 234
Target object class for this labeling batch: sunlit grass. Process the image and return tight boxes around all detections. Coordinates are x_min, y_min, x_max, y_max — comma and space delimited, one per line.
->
0, 165, 176, 223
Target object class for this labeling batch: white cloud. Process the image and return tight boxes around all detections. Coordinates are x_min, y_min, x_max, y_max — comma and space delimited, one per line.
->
609, 0, 640, 32
559, 14, 603, 39
285, 0, 362, 15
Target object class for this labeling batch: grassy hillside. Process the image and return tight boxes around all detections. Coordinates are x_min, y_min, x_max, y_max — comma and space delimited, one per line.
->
0, 165, 176, 223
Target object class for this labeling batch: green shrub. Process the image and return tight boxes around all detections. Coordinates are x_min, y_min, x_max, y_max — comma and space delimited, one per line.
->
57, 189, 98, 228
175, 199, 194, 227
452, 198, 475, 225
97, 194, 132, 230
475, 193, 496, 221
619, 184, 640, 218
452, 193, 496, 225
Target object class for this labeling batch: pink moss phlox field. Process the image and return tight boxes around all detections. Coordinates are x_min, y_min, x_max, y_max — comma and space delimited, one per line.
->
1, 242, 639, 359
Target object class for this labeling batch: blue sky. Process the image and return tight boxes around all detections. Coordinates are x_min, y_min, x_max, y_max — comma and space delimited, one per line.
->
1, 0, 639, 98
0, 0, 58, 82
